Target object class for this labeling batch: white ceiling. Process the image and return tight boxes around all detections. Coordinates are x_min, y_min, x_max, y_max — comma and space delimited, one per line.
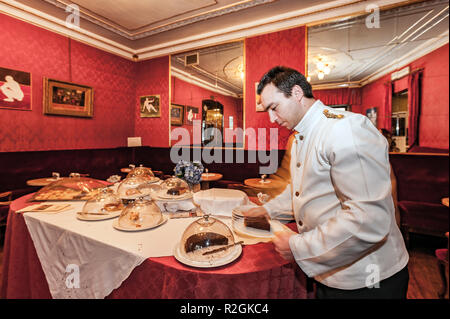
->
1, 0, 448, 91
308, 0, 449, 86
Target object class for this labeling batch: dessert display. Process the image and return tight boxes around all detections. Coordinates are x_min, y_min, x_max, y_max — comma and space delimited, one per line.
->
126, 165, 159, 183
244, 216, 271, 231
193, 188, 249, 216
116, 197, 164, 230
31, 176, 110, 201
232, 205, 279, 238
167, 186, 187, 196
78, 188, 123, 220
155, 177, 191, 200
185, 232, 229, 253
117, 176, 155, 200
178, 215, 238, 264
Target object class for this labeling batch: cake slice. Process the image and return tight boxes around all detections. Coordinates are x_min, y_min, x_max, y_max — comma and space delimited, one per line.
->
167, 186, 187, 196
244, 216, 271, 231
184, 232, 229, 253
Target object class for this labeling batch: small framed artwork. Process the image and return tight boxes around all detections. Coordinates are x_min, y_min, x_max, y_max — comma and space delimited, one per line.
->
185, 106, 199, 125
43, 78, 93, 117
140, 94, 160, 118
171, 104, 184, 126
0, 66, 32, 111
255, 82, 264, 112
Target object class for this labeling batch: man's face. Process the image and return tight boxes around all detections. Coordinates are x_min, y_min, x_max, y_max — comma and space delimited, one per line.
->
260, 83, 303, 130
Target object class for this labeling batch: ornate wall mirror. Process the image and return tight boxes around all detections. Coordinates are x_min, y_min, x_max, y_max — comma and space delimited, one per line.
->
307, 0, 448, 152
170, 40, 245, 148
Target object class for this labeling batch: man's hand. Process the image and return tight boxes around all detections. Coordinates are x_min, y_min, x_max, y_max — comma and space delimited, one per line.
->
242, 206, 269, 218
272, 231, 296, 261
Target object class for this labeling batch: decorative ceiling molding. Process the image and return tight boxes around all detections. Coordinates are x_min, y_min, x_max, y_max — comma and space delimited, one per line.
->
360, 32, 449, 86
42, 0, 276, 40
311, 32, 449, 90
0, 0, 135, 59
172, 67, 239, 98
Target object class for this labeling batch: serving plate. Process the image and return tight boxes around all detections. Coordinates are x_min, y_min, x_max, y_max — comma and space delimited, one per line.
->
173, 242, 242, 268
76, 210, 121, 221
112, 215, 168, 231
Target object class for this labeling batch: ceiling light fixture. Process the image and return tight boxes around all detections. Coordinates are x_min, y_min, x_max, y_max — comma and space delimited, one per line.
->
313, 55, 334, 80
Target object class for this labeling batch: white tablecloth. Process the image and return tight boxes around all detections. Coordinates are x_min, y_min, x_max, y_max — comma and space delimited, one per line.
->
22, 200, 206, 299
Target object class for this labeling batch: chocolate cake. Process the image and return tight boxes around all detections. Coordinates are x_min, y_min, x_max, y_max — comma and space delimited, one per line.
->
184, 232, 229, 253
244, 216, 271, 231
167, 186, 187, 196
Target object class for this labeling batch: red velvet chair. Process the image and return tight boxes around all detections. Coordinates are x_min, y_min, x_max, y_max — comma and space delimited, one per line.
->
435, 232, 449, 299
0, 191, 12, 245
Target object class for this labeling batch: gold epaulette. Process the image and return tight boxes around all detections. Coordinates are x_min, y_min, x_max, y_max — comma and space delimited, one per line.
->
323, 109, 344, 119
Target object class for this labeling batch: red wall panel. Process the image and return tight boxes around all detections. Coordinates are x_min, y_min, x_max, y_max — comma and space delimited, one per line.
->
245, 26, 306, 150
0, 13, 136, 152
134, 57, 170, 148
361, 44, 449, 149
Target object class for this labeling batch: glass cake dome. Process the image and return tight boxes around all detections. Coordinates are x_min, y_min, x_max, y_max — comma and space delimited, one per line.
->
80, 188, 123, 216
159, 176, 190, 197
126, 165, 158, 182
117, 197, 163, 230
31, 176, 110, 201
116, 176, 157, 199
179, 215, 236, 262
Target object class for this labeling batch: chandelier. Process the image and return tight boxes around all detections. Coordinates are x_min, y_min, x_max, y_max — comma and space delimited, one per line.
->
308, 55, 334, 81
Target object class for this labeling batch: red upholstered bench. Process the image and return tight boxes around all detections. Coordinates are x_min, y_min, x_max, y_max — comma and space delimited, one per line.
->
390, 152, 449, 246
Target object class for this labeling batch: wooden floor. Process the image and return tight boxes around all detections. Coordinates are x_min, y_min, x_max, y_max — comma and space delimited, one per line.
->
0, 232, 447, 299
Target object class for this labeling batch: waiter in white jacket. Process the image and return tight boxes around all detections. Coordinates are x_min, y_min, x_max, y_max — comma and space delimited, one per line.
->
246, 66, 409, 299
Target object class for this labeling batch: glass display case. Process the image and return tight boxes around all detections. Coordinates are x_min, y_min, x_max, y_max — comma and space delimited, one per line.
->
31, 176, 110, 201
179, 215, 236, 262
116, 176, 159, 200
156, 176, 190, 199
126, 165, 159, 183
77, 188, 123, 220
116, 197, 164, 230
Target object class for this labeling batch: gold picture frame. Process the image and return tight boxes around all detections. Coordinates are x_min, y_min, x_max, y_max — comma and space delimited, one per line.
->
43, 78, 93, 118
170, 103, 184, 126
140, 94, 160, 118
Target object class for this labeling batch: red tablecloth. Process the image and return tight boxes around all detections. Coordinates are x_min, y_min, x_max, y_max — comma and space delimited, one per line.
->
1, 194, 308, 299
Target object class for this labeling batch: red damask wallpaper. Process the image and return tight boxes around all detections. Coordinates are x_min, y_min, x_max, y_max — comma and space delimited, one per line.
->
0, 13, 136, 152
0, 13, 447, 152
134, 57, 170, 148
361, 44, 449, 149
245, 26, 306, 150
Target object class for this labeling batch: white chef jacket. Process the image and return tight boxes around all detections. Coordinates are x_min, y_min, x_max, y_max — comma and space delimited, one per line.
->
263, 100, 409, 290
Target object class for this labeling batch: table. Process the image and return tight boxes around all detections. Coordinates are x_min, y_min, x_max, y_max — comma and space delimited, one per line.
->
1, 193, 308, 299
244, 178, 286, 189
200, 173, 223, 190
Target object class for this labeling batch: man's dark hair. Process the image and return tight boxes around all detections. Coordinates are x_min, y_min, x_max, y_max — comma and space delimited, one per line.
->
257, 66, 314, 98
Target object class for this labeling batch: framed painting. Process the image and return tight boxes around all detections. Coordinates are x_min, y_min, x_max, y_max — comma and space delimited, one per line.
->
0, 66, 32, 111
140, 94, 160, 118
185, 106, 199, 125
43, 78, 93, 118
171, 104, 184, 126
